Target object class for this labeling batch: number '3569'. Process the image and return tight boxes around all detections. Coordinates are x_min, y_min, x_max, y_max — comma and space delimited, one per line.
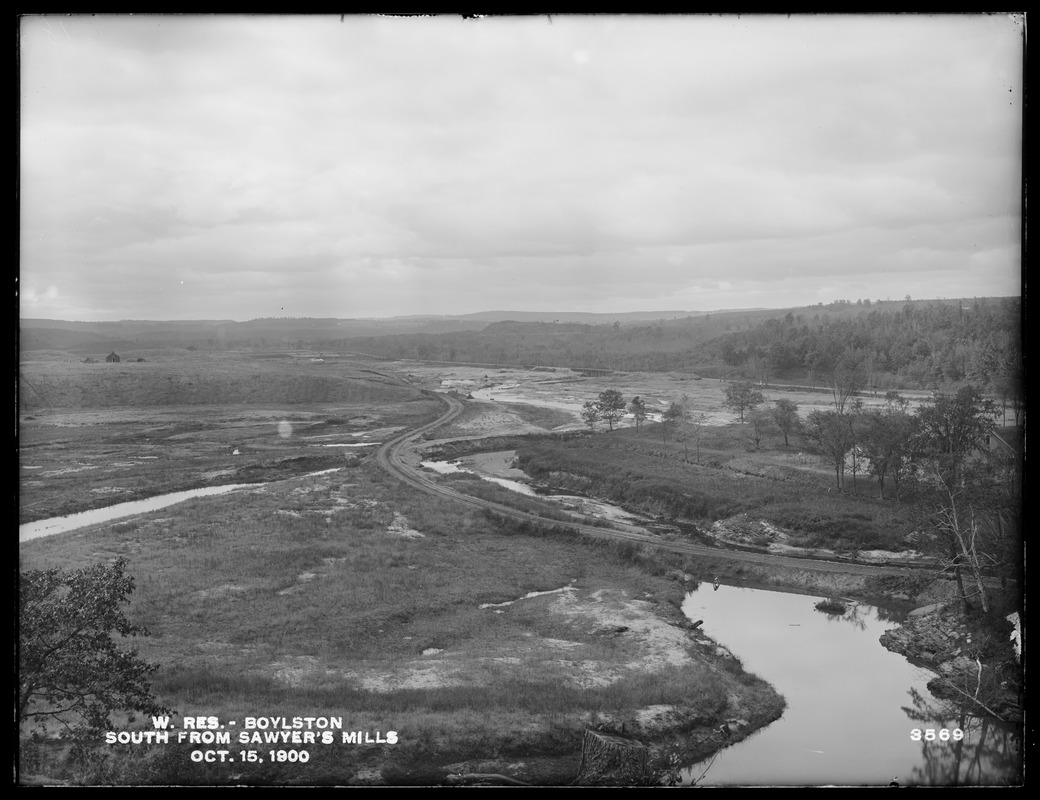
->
911, 728, 964, 741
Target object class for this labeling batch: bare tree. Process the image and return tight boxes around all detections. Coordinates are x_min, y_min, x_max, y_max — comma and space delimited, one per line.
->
674, 394, 703, 462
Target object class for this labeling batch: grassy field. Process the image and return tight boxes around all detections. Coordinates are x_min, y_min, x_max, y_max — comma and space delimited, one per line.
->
19, 352, 436, 524
515, 423, 918, 554
18, 352, 784, 786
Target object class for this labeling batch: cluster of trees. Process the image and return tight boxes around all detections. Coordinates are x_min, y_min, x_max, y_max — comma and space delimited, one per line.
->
125, 298, 1018, 409
764, 383, 1016, 617
720, 382, 800, 451
710, 298, 1022, 408
341, 314, 758, 372
330, 299, 1020, 402
581, 389, 708, 462
591, 372, 1018, 618
794, 387, 1003, 501
581, 389, 627, 431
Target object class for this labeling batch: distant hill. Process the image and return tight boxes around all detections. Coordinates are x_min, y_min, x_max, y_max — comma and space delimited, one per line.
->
19, 354, 423, 410
20, 297, 1019, 390
19, 326, 142, 355
20, 311, 706, 353
446, 310, 699, 324
19, 317, 489, 352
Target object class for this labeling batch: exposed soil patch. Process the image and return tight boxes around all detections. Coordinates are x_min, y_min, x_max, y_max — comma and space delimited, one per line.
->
387, 512, 424, 539
258, 587, 701, 698
707, 512, 935, 567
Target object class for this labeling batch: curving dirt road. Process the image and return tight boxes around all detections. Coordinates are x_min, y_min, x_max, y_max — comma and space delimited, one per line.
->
377, 392, 926, 579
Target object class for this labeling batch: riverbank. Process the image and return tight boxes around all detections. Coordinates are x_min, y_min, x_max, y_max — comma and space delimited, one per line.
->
878, 598, 1023, 725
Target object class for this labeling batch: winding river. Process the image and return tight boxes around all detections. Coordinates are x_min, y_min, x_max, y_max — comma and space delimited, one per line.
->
20, 447, 1021, 786
679, 583, 1021, 787
421, 453, 1022, 787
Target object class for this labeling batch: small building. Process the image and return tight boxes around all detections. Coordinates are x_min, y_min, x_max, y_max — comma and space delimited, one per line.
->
987, 426, 1023, 468
106, 351, 121, 363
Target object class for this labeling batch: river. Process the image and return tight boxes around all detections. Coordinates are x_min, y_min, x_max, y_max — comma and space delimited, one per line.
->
422, 454, 1021, 786
679, 583, 1021, 787
421, 455, 651, 526
21, 455, 1022, 786
18, 469, 343, 543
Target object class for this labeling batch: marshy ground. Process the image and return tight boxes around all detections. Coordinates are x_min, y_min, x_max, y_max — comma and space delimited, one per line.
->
19, 351, 791, 785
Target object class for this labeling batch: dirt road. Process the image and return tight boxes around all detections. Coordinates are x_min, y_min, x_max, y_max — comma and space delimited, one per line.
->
376, 390, 922, 579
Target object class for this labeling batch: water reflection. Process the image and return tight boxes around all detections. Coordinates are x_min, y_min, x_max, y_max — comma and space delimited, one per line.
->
902, 688, 1021, 786
820, 602, 869, 632
679, 584, 1021, 786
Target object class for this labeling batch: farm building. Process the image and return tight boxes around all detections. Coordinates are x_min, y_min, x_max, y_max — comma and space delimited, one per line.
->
106, 351, 121, 363
987, 426, 1023, 469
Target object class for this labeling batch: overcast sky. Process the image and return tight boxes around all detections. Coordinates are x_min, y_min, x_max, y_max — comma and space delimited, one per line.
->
20, 14, 1023, 322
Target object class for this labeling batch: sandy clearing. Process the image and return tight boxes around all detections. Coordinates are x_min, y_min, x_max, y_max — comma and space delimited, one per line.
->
549, 589, 696, 674
460, 451, 528, 480
399, 363, 930, 433
387, 512, 424, 538
261, 587, 696, 695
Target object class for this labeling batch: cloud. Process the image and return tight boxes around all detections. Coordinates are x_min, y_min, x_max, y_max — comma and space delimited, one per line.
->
19, 13, 1023, 320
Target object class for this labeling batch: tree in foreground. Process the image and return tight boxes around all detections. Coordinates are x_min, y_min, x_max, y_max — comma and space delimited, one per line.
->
595, 389, 626, 431
723, 381, 764, 423
18, 558, 169, 739
913, 386, 1005, 615
926, 471, 997, 615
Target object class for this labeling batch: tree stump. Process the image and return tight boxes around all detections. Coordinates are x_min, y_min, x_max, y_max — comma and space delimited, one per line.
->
576, 728, 653, 785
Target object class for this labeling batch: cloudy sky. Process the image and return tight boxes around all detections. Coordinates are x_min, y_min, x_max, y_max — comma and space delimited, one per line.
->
20, 14, 1023, 321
